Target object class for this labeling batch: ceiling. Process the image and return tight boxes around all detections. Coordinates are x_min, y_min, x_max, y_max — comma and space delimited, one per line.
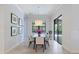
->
17, 4, 62, 15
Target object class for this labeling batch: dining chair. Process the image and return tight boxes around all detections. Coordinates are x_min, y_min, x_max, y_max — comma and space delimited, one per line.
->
45, 33, 50, 46
28, 35, 34, 47
35, 37, 45, 52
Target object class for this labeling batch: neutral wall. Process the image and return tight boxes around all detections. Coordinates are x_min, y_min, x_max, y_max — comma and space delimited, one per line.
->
53, 4, 79, 53
0, 5, 24, 53
0, 5, 5, 53
62, 5, 79, 53
24, 14, 28, 42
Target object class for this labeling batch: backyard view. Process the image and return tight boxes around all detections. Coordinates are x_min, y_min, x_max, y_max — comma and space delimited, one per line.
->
54, 19, 62, 45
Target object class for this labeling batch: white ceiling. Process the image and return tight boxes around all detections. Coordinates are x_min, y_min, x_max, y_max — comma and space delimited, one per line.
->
17, 4, 62, 15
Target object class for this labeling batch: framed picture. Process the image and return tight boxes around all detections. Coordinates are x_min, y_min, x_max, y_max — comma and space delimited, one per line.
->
18, 27, 22, 34
18, 18, 22, 26
11, 13, 18, 24
11, 26, 17, 36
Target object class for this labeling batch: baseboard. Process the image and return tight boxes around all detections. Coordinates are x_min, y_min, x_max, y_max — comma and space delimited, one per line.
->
62, 46, 72, 54
62, 46, 79, 54
5, 40, 24, 54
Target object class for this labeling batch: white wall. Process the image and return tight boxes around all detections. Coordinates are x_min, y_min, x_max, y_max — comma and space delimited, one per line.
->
0, 5, 24, 53
24, 14, 28, 42
61, 5, 73, 53
53, 4, 79, 53
0, 5, 5, 53
62, 5, 79, 53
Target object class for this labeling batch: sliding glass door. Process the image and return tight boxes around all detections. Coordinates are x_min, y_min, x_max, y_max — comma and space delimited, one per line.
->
54, 19, 62, 45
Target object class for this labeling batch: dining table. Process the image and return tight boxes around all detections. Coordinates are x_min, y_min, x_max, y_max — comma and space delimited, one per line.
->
32, 33, 47, 49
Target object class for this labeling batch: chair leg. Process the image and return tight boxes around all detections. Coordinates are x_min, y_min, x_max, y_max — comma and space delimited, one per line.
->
43, 45, 45, 52
33, 42, 35, 49
44, 42, 46, 50
35, 45, 37, 52
28, 41, 32, 47
47, 41, 49, 46
41, 45, 43, 48
46, 41, 49, 46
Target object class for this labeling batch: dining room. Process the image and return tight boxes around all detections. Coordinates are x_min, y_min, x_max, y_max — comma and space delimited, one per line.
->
28, 19, 50, 52
7, 14, 68, 54
4, 4, 68, 54
0, 0, 79, 59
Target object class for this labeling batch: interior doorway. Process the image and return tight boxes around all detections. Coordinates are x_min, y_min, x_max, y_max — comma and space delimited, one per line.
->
54, 15, 62, 45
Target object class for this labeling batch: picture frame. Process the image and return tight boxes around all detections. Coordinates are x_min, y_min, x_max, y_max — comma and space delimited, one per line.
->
11, 13, 18, 24
18, 18, 22, 26
11, 26, 17, 36
18, 27, 22, 34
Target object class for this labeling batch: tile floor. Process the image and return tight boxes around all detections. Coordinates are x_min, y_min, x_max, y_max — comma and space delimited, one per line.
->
7, 39, 69, 54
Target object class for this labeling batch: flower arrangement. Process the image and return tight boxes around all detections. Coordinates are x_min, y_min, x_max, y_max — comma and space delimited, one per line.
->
36, 29, 43, 34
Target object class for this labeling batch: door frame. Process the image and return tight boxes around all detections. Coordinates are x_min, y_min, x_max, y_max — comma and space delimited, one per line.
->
53, 14, 62, 44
